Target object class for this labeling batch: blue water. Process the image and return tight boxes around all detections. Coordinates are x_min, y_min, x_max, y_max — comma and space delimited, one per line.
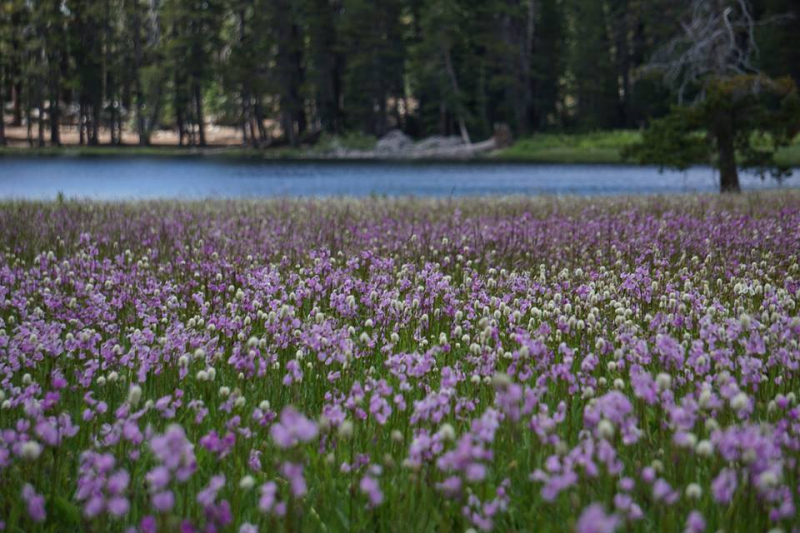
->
0, 157, 794, 199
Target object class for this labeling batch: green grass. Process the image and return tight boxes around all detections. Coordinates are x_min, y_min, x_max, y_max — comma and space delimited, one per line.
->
311, 132, 377, 153
0, 135, 376, 160
493, 131, 641, 164
495, 130, 800, 166
3, 130, 800, 167
775, 139, 800, 167
0, 145, 306, 159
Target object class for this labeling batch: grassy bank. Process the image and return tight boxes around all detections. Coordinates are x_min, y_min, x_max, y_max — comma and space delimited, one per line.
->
3, 130, 800, 166
0, 144, 306, 159
494, 130, 800, 166
494, 131, 640, 164
0, 132, 375, 160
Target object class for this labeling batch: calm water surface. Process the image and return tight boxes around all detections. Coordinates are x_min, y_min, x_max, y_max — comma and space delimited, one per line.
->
0, 157, 794, 199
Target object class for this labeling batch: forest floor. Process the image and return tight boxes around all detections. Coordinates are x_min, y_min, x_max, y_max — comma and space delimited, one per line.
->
2, 126, 800, 167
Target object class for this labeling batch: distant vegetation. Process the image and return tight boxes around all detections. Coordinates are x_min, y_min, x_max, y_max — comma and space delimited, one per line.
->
0, 0, 798, 152
496, 131, 800, 167
496, 131, 644, 164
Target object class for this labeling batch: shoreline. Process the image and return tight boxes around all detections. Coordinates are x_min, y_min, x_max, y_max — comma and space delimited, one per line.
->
2, 140, 799, 167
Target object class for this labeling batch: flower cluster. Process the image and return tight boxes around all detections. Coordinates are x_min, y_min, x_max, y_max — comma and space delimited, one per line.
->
0, 194, 799, 531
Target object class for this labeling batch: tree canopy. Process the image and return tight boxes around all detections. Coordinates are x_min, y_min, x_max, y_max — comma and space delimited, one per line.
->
0, 0, 798, 150
624, 0, 800, 192
625, 75, 800, 192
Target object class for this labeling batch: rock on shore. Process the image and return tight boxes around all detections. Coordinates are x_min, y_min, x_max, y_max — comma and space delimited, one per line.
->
320, 129, 498, 159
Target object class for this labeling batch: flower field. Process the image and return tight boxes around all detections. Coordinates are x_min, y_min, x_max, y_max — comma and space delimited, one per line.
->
1, 194, 799, 532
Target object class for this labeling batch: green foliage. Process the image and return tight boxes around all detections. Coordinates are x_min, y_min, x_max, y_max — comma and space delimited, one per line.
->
338, 0, 407, 136
622, 109, 709, 170
566, 0, 619, 130
625, 75, 800, 186
0, 0, 799, 150
50, 495, 82, 527
498, 131, 641, 163
313, 131, 377, 152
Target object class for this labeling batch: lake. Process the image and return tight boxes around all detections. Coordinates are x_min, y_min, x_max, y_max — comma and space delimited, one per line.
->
0, 157, 794, 199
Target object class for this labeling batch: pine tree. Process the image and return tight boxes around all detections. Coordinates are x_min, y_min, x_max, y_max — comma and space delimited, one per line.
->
410, 0, 473, 142
530, 0, 565, 129
338, 0, 406, 136
566, 0, 620, 129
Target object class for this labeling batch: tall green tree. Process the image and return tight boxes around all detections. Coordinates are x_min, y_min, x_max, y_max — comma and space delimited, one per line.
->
67, 0, 105, 144
627, 0, 800, 192
626, 75, 800, 192
162, 0, 222, 146
410, 0, 473, 143
339, 0, 406, 136
2, 0, 798, 149
530, 0, 564, 130
305, 0, 344, 135
566, 0, 620, 129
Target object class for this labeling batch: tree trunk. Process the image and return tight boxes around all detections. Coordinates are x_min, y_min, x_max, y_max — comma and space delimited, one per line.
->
37, 101, 45, 147
137, 87, 149, 146
139, 72, 165, 146
241, 95, 250, 146
254, 100, 267, 142
90, 103, 100, 145
0, 67, 6, 146
716, 126, 740, 193
442, 46, 471, 146
79, 101, 86, 145
26, 100, 33, 146
176, 107, 185, 147
104, 0, 116, 145
194, 82, 206, 146
133, 12, 149, 146
12, 82, 22, 126
49, 46, 61, 148
109, 99, 117, 145
50, 96, 60, 146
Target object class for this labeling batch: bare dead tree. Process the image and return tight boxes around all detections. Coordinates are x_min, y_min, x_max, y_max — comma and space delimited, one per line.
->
634, 0, 799, 194
647, 0, 788, 102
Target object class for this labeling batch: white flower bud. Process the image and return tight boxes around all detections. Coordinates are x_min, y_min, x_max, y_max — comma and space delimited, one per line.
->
437, 423, 456, 442
597, 419, 615, 440
739, 313, 751, 328
338, 420, 354, 440
655, 373, 671, 392
21, 441, 42, 460
730, 392, 749, 412
239, 475, 255, 491
685, 483, 702, 500
696, 440, 713, 457
128, 385, 143, 406
491, 372, 511, 389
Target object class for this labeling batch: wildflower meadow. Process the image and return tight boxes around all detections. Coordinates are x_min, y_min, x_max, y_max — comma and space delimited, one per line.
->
0, 194, 799, 532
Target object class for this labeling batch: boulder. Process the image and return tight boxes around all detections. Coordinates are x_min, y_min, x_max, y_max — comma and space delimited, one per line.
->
376, 130, 413, 154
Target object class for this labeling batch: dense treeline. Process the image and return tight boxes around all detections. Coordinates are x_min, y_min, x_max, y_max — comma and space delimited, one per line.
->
0, 0, 798, 147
